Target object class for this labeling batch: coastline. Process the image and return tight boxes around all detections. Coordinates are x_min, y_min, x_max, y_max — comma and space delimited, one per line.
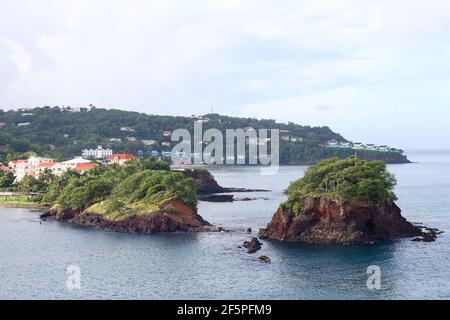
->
0, 203, 49, 210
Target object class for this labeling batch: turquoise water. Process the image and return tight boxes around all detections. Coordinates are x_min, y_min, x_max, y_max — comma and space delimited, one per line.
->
1, 150, 449, 299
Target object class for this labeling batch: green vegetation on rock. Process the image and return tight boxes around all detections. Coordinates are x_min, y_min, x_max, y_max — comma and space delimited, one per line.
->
29, 158, 199, 220
284, 157, 398, 211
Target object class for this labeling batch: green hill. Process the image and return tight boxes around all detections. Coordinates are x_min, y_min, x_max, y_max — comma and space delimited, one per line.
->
0, 106, 409, 164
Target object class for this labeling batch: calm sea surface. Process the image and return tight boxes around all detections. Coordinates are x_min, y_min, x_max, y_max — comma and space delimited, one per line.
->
1, 150, 450, 299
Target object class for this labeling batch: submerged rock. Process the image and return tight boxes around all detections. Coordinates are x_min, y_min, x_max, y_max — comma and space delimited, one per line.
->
258, 256, 271, 263
412, 227, 443, 242
198, 194, 234, 202
259, 196, 423, 245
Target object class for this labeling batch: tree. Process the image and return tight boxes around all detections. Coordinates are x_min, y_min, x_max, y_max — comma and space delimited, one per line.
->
285, 157, 398, 206
0, 171, 15, 189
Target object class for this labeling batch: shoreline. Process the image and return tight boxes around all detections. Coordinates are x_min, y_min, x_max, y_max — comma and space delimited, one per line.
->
0, 203, 49, 210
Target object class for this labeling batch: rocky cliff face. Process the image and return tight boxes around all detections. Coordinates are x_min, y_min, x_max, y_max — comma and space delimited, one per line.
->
42, 200, 211, 234
259, 196, 422, 245
183, 170, 225, 194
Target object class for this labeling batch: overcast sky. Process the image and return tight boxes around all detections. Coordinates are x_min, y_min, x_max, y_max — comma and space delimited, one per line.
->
1, 0, 449, 149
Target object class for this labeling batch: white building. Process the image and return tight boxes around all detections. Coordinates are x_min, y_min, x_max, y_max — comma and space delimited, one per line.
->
8, 160, 30, 182
9, 157, 53, 181
82, 146, 113, 159
290, 136, 304, 142
27, 156, 54, 167
353, 143, 365, 150
120, 127, 135, 132
142, 139, 157, 146
327, 141, 339, 148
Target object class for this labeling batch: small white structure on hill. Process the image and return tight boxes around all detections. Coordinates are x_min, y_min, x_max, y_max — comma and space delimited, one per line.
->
82, 146, 113, 159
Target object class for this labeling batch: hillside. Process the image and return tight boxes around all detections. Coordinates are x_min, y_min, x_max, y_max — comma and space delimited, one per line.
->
0, 106, 410, 164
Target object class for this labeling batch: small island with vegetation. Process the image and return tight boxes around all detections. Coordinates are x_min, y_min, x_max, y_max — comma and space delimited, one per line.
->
259, 157, 440, 244
12, 158, 214, 233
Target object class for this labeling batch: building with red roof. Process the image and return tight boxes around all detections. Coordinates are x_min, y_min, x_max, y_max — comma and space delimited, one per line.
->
75, 162, 98, 174
107, 154, 138, 166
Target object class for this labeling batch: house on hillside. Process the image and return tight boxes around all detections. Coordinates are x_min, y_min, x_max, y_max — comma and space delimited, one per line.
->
290, 136, 304, 142
120, 127, 135, 132
107, 154, 138, 166
63, 157, 93, 170
75, 162, 98, 174
8, 160, 30, 181
82, 146, 113, 159
35, 162, 59, 177
353, 143, 365, 150
0, 166, 12, 172
327, 141, 339, 148
142, 139, 157, 146
28, 156, 54, 167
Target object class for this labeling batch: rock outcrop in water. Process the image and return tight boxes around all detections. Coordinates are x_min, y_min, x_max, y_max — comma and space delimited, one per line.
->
243, 237, 263, 253
259, 157, 439, 245
259, 196, 422, 244
41, 200, 212, 234
183, 169, 269, 199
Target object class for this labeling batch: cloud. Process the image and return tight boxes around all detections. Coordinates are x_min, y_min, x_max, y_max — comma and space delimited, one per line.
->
0, 0, 449, 147
2, 39, 33, 75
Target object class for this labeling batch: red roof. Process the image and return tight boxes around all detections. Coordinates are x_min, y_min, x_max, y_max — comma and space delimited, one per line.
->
39, 162, 57, 168
75, 163, 97, 172
11, 160, 27, 164
108, 154, 138, 161
0, 166, 11, 171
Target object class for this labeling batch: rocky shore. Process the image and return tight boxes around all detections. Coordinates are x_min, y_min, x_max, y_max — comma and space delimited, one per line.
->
41, 200, 214, 234
259, 196, 436, 245
183, 169, 269, 196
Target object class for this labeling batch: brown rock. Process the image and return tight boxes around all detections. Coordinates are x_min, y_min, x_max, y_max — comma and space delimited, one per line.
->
258, 256, 271, 263
47, 200, 210, 234
259, 196, 423, 245
243, 237, 262, 254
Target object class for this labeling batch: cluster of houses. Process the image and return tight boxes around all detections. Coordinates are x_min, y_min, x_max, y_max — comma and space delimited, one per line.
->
107, 128, 172, 148
2, 153, 139, 182
279, 130, 305, 143
326, 141, 403, 153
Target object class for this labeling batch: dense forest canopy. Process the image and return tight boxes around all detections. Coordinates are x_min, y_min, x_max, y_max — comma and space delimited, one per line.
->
284, 157, 398, 211
0, 107, 409, 164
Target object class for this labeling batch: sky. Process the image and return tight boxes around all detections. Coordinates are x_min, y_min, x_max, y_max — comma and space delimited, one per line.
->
1, 0, 449, 149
